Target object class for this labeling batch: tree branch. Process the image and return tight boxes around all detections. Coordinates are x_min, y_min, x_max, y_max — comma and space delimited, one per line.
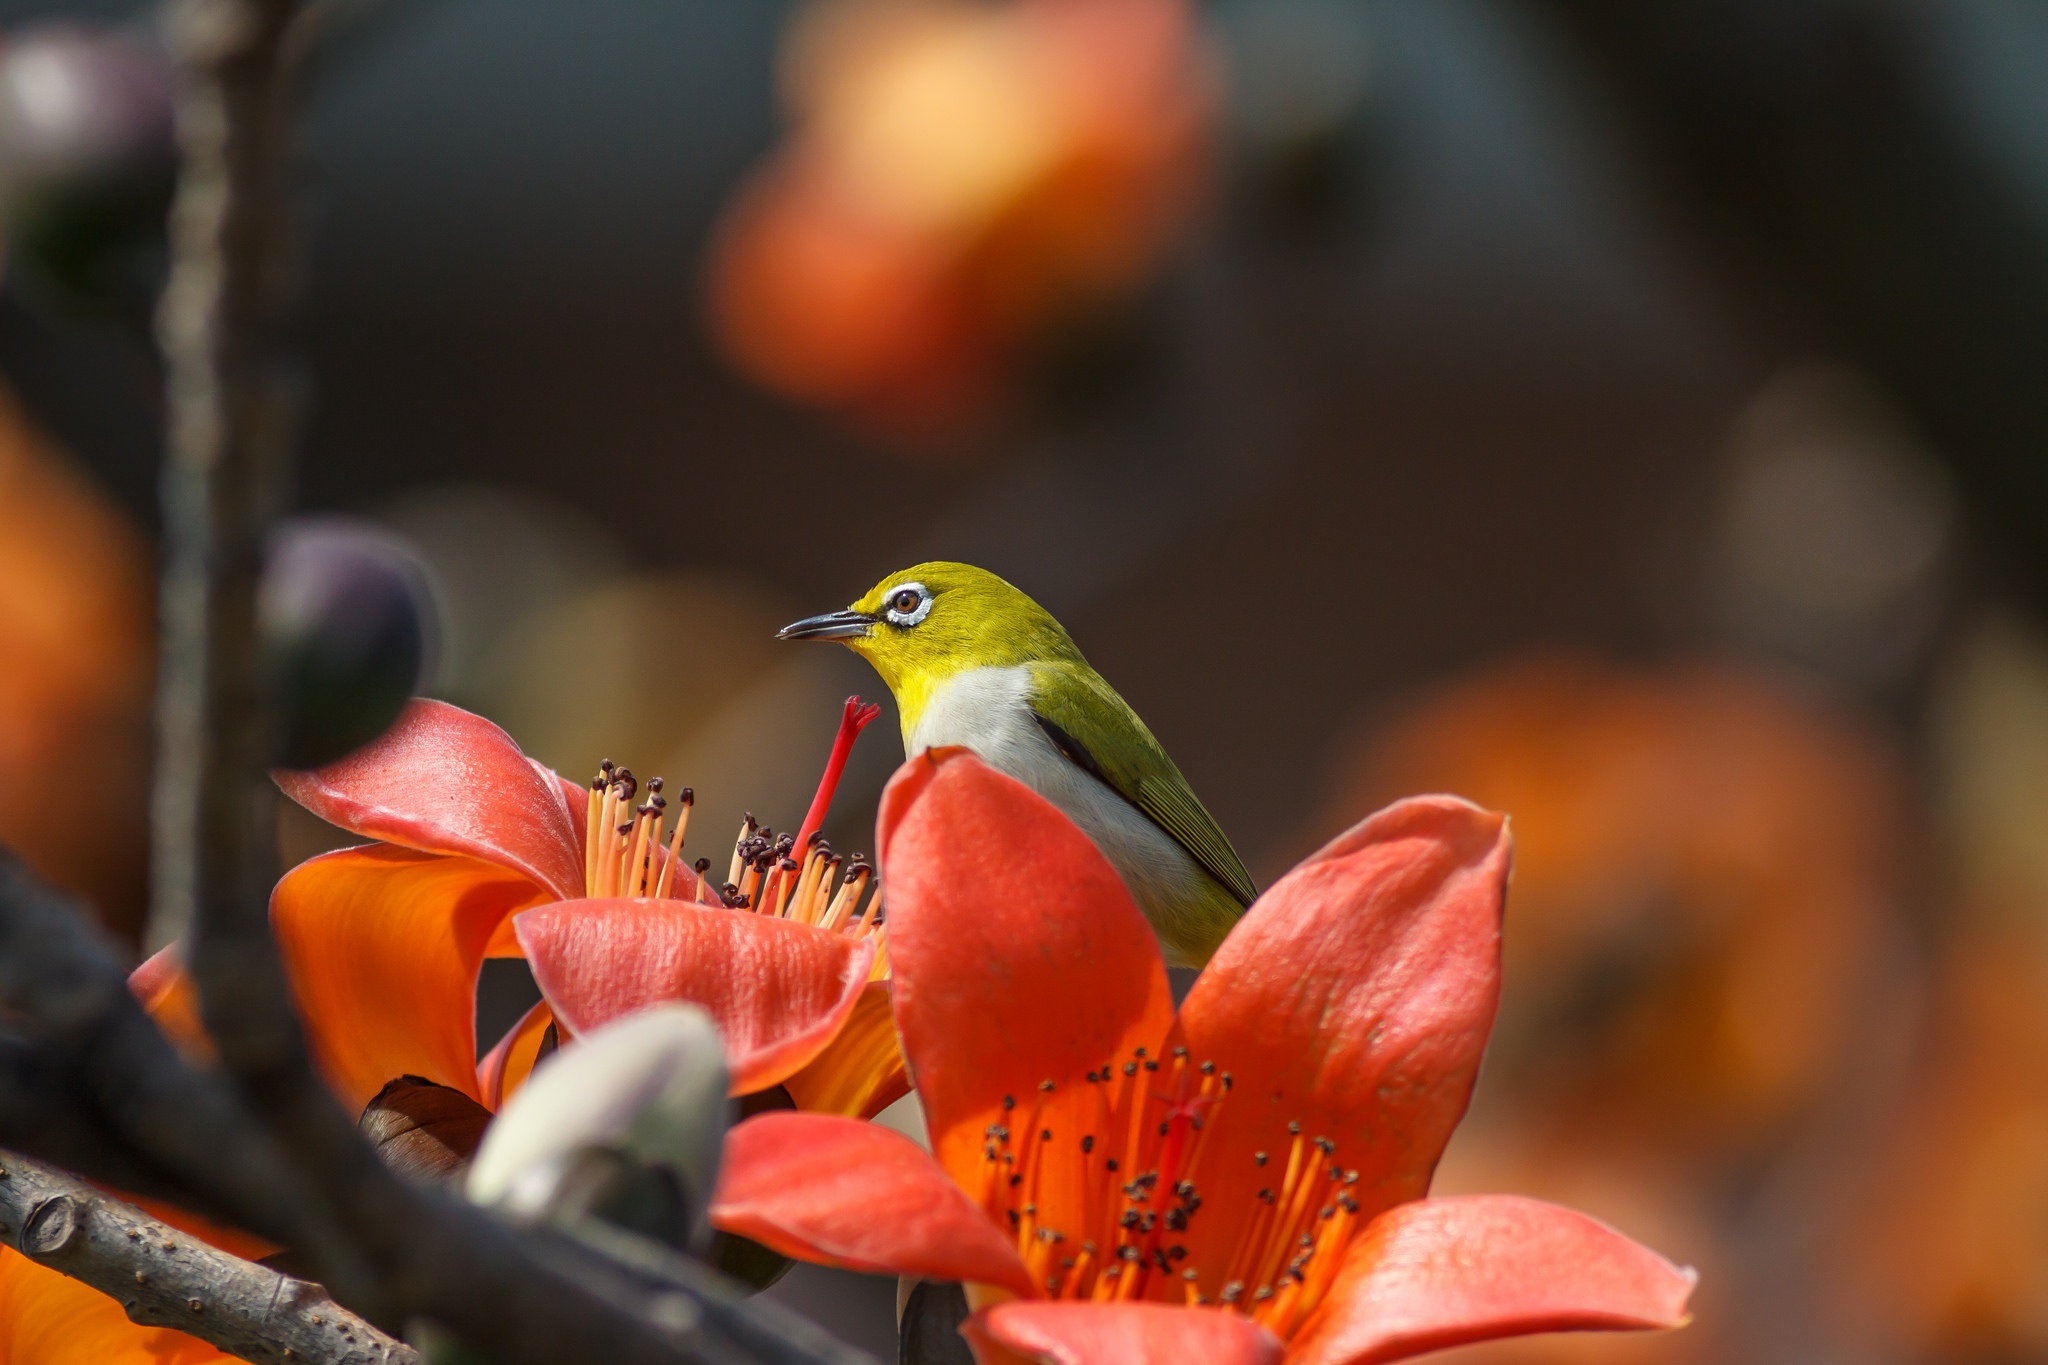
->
0, 1153, 412, 1365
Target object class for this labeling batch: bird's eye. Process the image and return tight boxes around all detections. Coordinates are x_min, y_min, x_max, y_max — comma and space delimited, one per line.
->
882, 583, 933, 626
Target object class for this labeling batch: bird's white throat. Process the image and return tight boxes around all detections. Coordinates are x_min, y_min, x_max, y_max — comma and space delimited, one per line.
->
907, 665, 1209, 939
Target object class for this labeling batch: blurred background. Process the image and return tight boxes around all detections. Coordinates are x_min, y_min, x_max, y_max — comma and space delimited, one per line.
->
3, 0, 2048, 1359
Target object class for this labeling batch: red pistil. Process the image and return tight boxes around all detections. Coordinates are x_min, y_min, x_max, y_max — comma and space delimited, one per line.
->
789, 696, 881, 868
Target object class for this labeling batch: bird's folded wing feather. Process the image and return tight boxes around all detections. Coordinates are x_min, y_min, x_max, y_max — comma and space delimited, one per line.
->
1027, 665, 1258, 909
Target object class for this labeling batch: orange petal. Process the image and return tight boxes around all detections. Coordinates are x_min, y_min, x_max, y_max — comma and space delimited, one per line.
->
477, 997, 557, 1112
0, 1248, 230, 1364
1287, 1196, 1697, 1365
966, 1301, 1284, 1365
517, 900, 875, 1095
712, 1112, 1032, 1294
781, 981, 911, 1119
272, 845, 552, 1113
877, 749, 1175, 1232
1176, 796, 1510, 1277
274, 699, 583, 900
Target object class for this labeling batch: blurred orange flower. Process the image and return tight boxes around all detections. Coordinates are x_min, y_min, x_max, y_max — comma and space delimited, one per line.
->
707, 0, 1213, 436
0, 380, 153, 938
1325, 656, 1910, 1365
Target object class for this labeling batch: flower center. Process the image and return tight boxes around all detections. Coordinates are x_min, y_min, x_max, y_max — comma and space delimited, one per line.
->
978, 1049, 1363, 1339
578, 697, 888, 966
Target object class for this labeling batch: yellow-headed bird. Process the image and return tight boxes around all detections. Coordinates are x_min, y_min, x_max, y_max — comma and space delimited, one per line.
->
779, 562, 1254, 966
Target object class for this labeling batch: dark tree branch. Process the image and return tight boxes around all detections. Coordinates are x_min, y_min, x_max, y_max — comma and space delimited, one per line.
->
131, 2, 880, 1362
0, 847, 361, 1260
0, 1153, 412, 1365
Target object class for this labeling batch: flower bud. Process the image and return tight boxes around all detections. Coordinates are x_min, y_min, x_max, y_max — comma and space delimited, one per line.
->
466, 1004, 731, 1251
261, 517, 435, 769
0, 23, 175, 317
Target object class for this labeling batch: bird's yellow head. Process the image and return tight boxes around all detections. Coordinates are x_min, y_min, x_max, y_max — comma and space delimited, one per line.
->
778, 562, 1080, 730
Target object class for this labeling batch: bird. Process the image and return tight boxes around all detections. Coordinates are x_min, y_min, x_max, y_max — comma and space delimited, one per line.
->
778, 562, 1255, 967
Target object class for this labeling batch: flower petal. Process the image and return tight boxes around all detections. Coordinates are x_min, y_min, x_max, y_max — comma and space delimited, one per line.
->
780, 981, 911, 1119
272, 845, 551, 1112
879, 749, 1175, 1221
1176, 796, 1509, 1274
712, 1112, 1032, 1294
966, 1301, 1284, 1365
0, 1248, 230, 1364
477, 997, 557, 1111
1287, 1195, 1696, 1365
517, 900, 875, 1095
274, 699, 583, 900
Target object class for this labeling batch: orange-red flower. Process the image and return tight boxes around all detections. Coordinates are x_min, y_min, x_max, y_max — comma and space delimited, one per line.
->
260, 693, 906, 1120
711, 749, 1696, 1364
0, 696, 908, 1365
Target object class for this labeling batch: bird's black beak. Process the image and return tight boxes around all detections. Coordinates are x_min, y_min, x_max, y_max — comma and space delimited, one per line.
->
777, 609, 875, 642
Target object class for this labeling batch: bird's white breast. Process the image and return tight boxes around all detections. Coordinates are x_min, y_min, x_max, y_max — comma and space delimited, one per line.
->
907, 666, 1207, 939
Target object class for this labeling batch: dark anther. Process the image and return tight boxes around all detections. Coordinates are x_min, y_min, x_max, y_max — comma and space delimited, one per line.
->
1199, 1060, 1215, 1075
647, 777, 663, 792
1081, 1135, 1094, 1153
1288, 1120, 1302, 1135
1086, 1071, 1099, 1083
1255, 1151, 1268, 1165
695, 857, 711, 873
1105, 1158, 1119, 1172
1122, 1062, 1138, 1077
1040, 1129, 1052, 1142
1002, 1095, 1016, 1110
1039, 1078, 1056, 1092
1172, 1047, 1188, 1059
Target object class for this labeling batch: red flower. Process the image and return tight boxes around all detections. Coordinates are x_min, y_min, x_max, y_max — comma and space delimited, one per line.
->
711, 749, 1695, 1363
142, 694, 907, 1121
0, 696, 910, 1365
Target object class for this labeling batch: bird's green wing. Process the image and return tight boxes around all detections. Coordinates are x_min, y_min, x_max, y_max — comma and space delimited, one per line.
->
1027, 663, 1258, 909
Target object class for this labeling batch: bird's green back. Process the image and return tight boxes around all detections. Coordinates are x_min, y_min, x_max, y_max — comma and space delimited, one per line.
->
1026, 659, 1259, 911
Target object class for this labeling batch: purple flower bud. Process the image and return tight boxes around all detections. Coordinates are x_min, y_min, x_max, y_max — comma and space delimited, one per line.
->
261, 517, 435, 768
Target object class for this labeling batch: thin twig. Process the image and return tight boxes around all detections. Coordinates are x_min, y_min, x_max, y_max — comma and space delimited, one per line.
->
0, 1153, 412, 1365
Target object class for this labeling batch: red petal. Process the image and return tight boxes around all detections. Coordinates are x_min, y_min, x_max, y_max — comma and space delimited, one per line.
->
517, 900, 875, 1095
1176, 797, 1509, 1275
878, 750, 1175, 1226
477, 998, 557, 1111
780, 980, 912, 1119
274, 699, 583, 901
0, 1247, 231, 1364
1288, 1196, 1696, 1365
712, 1111, 1032, 1294
966, 1301, 1284, 1365
272, 845, 551, 1112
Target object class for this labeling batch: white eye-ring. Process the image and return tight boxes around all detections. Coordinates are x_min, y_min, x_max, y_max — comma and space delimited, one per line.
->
883, 582, 933, 626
